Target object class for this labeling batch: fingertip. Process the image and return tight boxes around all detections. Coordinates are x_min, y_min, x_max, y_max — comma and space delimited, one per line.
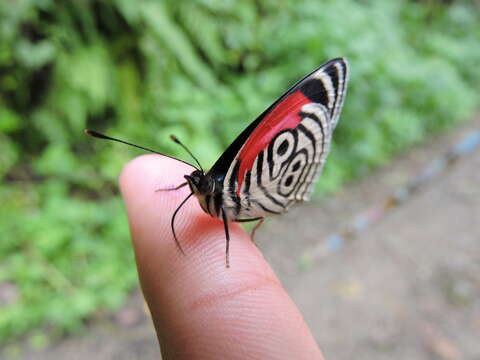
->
118, 154, 197, 275
118, 154, 256, 265
117, 154, 322, 359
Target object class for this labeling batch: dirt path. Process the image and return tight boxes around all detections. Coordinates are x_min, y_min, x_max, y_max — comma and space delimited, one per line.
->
13, 119, 480, 360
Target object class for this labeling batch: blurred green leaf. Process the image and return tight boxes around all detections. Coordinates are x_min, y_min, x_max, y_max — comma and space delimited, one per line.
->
0, 107, 21, 132
0, 134, 18, 179
140, 2, 218, 89
15, 40, 56, 69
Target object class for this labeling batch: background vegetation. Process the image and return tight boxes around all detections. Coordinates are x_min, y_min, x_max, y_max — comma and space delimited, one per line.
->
0, 0, 479, 344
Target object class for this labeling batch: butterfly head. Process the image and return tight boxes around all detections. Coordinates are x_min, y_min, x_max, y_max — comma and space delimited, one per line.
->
184, 170, 216, 196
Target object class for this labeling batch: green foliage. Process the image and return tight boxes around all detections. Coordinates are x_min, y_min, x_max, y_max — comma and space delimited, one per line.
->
0, 0, 479, 343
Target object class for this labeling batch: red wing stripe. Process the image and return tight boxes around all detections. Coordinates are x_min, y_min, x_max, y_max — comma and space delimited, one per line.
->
236, 91, 311, 194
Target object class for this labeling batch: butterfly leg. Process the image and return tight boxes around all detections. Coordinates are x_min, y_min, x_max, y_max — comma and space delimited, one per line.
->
155, 182, 188, 192
170, 192, 194, 256
234, 217, 265, 245
221, 208, 231, 268
250, 217, 265, 242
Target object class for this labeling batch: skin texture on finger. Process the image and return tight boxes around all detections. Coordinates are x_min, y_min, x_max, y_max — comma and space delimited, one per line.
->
119, 154, 324, 360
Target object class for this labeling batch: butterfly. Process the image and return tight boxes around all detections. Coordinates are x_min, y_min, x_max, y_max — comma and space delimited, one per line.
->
86, 57, 349, 267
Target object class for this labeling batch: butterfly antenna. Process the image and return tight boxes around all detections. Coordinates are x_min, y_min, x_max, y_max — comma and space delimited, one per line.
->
85, 130, 198, 169
170, 135, 204, 172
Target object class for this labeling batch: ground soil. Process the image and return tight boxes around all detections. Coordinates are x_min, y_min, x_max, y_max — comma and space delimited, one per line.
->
8, 118, 480, 360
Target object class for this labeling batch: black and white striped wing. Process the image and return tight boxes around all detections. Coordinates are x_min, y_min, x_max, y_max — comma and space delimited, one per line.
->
210, 58, 348, 220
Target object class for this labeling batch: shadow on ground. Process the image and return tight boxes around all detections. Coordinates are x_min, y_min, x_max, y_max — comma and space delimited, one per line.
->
12, 119, 480, 360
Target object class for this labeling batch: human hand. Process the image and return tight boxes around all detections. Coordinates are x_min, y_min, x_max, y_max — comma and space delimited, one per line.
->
120, 154, 324, 359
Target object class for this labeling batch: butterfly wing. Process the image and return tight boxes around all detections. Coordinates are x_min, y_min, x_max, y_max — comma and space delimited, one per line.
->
209, 58, 349, 219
